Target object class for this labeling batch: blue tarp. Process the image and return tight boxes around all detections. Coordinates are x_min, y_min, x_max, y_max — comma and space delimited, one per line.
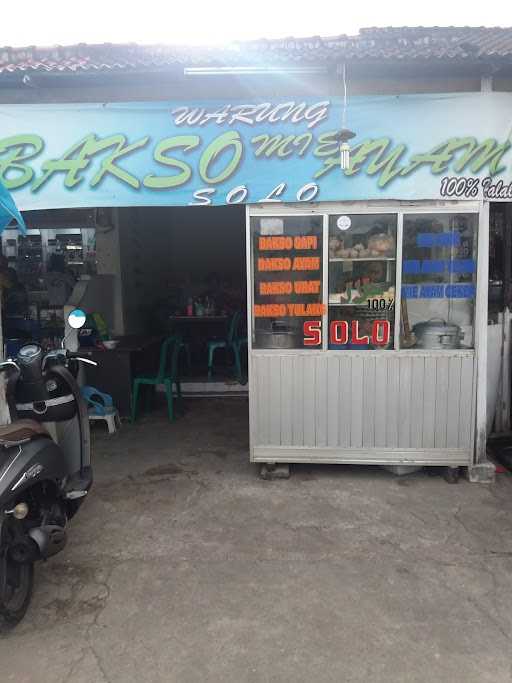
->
0, 180, 26, 235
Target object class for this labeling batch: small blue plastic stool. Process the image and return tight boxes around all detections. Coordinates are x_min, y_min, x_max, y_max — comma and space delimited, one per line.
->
81, 385, 121, 434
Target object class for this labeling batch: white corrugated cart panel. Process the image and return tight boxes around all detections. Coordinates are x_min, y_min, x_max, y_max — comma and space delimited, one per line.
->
251, 351, 475, 464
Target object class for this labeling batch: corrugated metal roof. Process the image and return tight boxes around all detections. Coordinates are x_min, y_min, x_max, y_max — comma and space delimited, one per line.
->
1, 27, 512, 76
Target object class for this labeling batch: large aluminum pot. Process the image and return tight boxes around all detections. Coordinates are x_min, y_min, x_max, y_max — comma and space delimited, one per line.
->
412, 318, 464, 350
255, 321, 303, 349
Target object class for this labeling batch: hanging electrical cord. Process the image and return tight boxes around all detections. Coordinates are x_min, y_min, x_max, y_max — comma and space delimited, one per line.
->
342, 63, 347, 131
339, 62, 356, 172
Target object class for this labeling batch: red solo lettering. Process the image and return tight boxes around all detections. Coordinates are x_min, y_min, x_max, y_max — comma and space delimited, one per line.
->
351, 320, 370, 345
329, 320, 349, 344
371, 320, 390, 345
304, 320, 322, 346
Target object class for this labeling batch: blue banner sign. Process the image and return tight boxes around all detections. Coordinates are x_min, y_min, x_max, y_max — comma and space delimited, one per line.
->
0, 93, 512, 210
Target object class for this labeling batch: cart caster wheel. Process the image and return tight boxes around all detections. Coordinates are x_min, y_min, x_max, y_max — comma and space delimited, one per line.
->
259, 463, 290, 480
443, 466, 460, 484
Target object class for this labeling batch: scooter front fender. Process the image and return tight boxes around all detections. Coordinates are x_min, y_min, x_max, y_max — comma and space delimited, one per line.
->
0, 439, 66, 508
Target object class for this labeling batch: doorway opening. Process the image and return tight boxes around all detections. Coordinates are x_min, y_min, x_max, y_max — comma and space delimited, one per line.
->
488, 202, 512, 439
115, 204, 248, 398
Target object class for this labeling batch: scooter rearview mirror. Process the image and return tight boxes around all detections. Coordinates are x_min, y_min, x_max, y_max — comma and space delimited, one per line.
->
67, 308, 87, 330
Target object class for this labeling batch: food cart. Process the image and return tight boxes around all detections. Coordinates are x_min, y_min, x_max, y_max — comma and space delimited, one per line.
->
246, 200, 488, 474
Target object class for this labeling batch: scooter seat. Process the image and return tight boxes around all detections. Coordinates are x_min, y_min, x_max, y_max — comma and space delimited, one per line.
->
0, 420, 49, 447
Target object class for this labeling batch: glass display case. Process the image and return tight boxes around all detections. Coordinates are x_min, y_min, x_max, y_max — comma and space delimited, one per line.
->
250, 210, 478, 353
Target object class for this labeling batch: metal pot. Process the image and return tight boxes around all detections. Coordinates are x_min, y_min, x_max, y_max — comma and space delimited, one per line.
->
412, 318, 464, 350
255, 321, 303, 349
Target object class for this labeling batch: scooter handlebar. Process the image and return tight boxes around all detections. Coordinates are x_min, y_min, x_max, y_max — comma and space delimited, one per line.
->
73, 357, 98, 367
66, 351, 98, 367
0, 360, 20, 372
42, 350, 98, 371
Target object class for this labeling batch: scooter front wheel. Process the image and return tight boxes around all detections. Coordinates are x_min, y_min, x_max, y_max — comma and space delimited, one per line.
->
0, 527, 34, 630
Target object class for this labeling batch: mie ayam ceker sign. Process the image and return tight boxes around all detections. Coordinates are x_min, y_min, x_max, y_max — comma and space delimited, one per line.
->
0, 92, 512, 210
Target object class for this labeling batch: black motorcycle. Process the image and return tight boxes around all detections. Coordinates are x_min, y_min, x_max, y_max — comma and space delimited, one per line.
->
0, 320, 96, 629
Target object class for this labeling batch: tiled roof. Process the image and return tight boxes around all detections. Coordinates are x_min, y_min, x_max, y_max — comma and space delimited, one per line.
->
1, 27, 512, 76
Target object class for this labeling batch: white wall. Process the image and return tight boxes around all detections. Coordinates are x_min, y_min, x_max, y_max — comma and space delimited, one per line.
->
95, 209, 125, 335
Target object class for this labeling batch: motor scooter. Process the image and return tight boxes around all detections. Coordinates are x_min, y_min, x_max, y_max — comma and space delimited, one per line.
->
0, 309, 96, 629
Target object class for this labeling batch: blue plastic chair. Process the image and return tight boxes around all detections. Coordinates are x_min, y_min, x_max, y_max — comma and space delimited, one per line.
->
179, 341, 192, 371
234, 333, 248, 384
207, 312, 246, 381
131, 335, 183, 423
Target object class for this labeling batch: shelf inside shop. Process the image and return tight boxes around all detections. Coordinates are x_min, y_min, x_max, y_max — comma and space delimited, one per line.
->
329, 257, 395, 262
328, 302, 369, 306
328, 300, 395, 306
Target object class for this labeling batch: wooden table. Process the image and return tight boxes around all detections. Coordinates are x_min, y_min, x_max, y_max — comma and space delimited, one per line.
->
169, 315, 229, 325
80, 336, 162, 418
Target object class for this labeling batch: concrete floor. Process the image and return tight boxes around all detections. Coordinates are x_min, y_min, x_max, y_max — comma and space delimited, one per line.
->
2, 398, 512, 682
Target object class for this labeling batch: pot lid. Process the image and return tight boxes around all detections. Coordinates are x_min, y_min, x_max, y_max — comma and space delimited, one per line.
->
413, 319, 461, 334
